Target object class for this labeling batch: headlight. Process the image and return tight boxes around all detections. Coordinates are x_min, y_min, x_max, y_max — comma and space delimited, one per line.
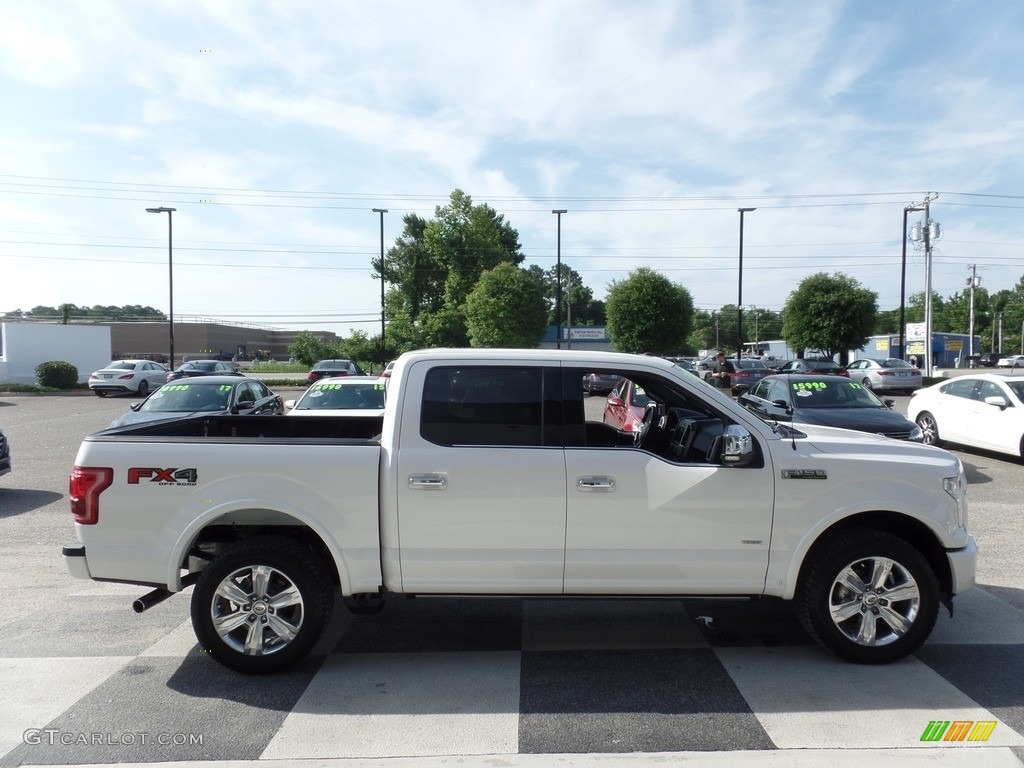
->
943, 471, 968, 529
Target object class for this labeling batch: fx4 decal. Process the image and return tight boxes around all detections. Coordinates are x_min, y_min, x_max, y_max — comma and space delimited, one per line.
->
128, 468, 198, 486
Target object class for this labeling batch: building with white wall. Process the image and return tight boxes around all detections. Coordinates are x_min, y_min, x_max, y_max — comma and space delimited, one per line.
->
0, 323, 111, 384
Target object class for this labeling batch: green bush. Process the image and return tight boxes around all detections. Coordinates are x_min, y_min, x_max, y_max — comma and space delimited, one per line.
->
35, 360, 79, 389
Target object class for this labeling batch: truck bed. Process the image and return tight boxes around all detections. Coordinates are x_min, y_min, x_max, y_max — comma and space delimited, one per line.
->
90, 413, 384, 441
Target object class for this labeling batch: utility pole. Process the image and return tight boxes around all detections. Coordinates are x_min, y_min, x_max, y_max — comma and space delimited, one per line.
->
910, 194, 940, 375
966, 265, 979, 364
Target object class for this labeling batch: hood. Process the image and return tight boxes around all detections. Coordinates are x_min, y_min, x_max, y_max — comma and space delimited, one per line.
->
781, 421, 946, 462
794, 406, 919, 438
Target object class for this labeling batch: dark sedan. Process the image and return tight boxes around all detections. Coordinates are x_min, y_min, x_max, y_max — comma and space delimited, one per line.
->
737, 374, 923, 441
0, 426, 11, 477
776, 358, 849, 377
306, 359, 366, 385
729, 358, 772, 396
166, 360, 242, 382
109, 376, 284, 428
583, 372, 623, 396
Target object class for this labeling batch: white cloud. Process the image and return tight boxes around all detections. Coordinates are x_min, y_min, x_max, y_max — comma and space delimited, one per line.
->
0, 13, 80, 87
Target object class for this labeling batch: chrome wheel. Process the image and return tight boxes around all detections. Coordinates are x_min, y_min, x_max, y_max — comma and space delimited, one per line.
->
827, 556, 920, 647
191, 536, 331, 672
799, 529, 938, 663
210, 564, 305, 657
916, 412, 939, 445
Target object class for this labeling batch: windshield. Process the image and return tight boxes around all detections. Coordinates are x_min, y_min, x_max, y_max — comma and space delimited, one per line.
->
296, 381, 385, 410
142, 382, 232, 413
790, 379, 884, 409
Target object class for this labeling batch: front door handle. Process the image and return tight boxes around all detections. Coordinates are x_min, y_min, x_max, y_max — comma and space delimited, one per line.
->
577, 475, 616, 492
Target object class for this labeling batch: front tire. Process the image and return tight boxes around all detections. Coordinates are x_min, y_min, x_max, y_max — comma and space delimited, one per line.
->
191, 536, 332, 673
915, 411, 940, 446
798, 529, 939, 663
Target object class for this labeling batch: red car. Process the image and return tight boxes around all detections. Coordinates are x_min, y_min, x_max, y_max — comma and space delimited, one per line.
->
602, 378, 651, 433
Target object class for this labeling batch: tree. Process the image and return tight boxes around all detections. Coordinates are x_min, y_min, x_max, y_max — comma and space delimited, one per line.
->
604, 267, 694, 354
529, 263, 597, 327
377, 189, 525, 349
465, 264, 548, 347
782, 273, 877, 361
288, 331, 344, 366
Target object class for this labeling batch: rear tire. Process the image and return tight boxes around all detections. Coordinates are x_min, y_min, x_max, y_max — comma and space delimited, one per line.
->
191, 536, 332, 673
861, 377, 873, 390
137, 381, 149, 397
798, 529, 938, 663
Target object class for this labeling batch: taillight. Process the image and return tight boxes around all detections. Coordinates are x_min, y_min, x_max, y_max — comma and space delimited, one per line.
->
69, 466, 113, 525
119, 373, 134, 380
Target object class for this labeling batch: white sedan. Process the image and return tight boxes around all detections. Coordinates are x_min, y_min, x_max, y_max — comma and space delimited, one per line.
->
88, 359, 169, 397
996, 354, 1024, 368
285, 376, 386, 417
907, 373, 1024, 458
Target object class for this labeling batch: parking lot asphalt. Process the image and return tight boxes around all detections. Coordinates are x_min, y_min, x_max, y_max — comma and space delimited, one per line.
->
0, 391, 1022, 767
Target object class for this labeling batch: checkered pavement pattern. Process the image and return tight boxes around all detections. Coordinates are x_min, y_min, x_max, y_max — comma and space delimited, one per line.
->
2, 586, 1024, 767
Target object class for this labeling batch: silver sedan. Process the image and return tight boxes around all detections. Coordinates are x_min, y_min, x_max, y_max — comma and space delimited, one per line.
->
88, 359, 169, 397
846, 358, 922, 393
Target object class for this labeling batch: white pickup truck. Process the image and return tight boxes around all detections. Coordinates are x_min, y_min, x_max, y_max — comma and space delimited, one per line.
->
64, 349, 976, 672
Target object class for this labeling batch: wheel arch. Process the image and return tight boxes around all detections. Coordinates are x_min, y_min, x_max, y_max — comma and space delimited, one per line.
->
793, 512, 953, 602
169, 506, 344, 595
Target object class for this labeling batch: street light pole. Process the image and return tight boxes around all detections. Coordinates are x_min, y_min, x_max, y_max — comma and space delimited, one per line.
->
737, 208, 756, 360
372, 208, 388, 366
552, 209, 567, 349
145, 207, 176, 369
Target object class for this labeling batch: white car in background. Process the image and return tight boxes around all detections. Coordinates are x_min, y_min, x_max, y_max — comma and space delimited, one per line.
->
907, 373, 1024, 459
88, 359, 169, 397
285, 376, 386, 417
996, 354, 1024, 368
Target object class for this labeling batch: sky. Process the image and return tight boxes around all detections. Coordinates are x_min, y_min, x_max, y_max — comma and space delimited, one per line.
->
2, 0, 1024, 340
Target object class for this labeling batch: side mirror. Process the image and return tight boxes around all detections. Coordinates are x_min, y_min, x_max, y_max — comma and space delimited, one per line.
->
984, 395, 1010, 409
769, 399, 794, 418
284, 399, 296, 410
710, 424, 757, 467
884, 398, 895, 409
130, 402, 143, 412
606, 394, 625, 407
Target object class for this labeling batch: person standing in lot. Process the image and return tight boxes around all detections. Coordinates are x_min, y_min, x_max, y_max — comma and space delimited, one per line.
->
711, 352, 735, 392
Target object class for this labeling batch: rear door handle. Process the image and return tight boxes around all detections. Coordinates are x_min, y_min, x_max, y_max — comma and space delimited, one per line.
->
408, 473, 448, 490
577, 475, 616, 492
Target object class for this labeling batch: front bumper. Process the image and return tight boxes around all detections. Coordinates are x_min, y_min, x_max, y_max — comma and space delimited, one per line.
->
63, 543, 92, 580
947, 535, 978, 595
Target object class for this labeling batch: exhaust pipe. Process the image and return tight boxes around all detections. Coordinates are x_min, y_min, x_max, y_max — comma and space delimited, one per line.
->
132, 572, 200, 614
